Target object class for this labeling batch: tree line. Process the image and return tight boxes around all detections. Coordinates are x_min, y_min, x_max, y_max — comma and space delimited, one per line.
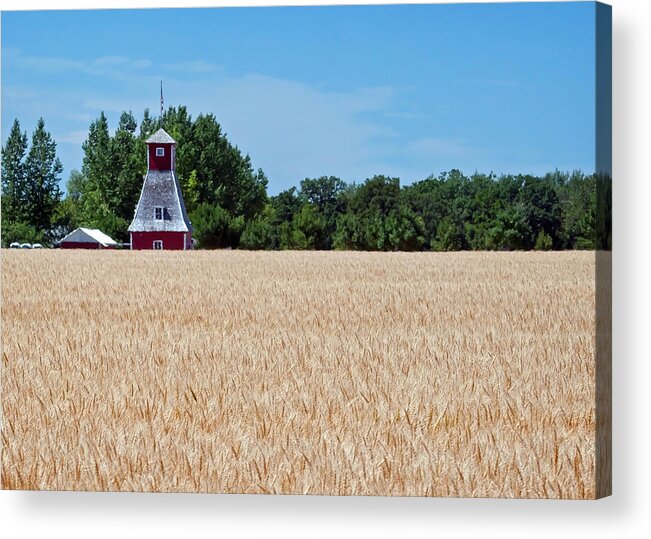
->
1, 108, 610, 250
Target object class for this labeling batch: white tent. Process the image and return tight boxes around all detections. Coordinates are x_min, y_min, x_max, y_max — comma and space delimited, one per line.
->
60, 227, 118, 248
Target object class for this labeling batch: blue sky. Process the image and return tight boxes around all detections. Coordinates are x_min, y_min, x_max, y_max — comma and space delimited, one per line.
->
2, 2, 596, 194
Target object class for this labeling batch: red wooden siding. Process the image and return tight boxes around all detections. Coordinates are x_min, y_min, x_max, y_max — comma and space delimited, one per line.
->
130, 231, 191, 250
148, 143, 174, 171
61, 242, 105, 249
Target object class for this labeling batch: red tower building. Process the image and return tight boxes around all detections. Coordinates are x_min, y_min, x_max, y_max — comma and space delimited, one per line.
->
128, 128, 193, 250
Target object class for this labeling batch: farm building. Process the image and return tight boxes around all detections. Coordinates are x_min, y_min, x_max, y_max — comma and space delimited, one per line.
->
60, 228, 118, 249
128, 128, 193, 250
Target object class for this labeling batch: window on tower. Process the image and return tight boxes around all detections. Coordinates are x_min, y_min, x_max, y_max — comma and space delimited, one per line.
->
156, 147, 165, 157
155, 207, 163, 220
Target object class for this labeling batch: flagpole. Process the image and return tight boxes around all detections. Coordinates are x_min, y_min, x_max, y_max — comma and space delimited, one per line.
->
160, 80, 163, 129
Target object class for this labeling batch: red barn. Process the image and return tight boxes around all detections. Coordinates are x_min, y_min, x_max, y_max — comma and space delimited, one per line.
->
60, 227, 117, 249
128, 128, 193, 250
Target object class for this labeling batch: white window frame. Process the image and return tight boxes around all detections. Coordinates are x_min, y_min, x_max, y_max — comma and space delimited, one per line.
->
155, 207, 163, 220
153, 240, 163, 250
156, 147, 165, 157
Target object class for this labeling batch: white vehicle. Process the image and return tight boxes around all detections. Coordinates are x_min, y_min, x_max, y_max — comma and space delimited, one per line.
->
9, 242, 20, 249
19, 243, 32, 249
31, 243, 44, 249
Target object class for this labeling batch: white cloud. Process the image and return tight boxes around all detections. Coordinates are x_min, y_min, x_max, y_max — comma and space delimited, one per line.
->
460, 77, 527, 89
58, 130, 88, 145
3, 58, 413, 190
63, 112, 94, 123
131, 59, 152, 70
165, 74, 399, 188
89, 56, 151, 75
2, 85, 39, 103
82, 97, 152, 114
383, 111, 426, 120
3, 47, 83, 73
409, 136, 478, 159
163, 60, 222, 73
3, 48, 151, 77
93, 56, 131, 66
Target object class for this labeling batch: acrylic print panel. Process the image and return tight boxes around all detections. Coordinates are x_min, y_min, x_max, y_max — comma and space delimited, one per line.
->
0, 2, 611, 498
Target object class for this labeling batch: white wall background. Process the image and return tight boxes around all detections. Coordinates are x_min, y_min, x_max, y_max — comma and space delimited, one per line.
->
0, 0, 648, 537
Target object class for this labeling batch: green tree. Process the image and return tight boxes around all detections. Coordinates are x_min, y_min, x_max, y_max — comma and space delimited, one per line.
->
534, 231, 553, 250
292, 204, 326, 250
111, 111, 146, 222
228, 215, 246, 248
351, 175, 401, 217
333, 212, 362, 250
139, 108, 157, 140
81, 112, 111, 205
434, 216, 466, 251
518, 176, 562, 249
161, 105, 193, 180
385, 205, 426, 251
401, 170, 470, 249
172, 111, 268, 220
240, 206, 275, 250
50, 170, 87, 243
76, 111, 127, 238
180, 170, 201, 212
268, 187, 302, 249
299, 176, 346, 249
333, 176, 398, 250
558, 171, 596, 249
1, 221, 45, 246
23, 118, 63, 235
484, 205, 529, 250
271, 187, 302, 223
189, 202, 232, 249
1, 119, 29, 238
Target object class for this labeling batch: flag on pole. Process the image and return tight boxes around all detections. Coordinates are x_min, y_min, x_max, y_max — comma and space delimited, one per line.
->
160, 81, 164, 127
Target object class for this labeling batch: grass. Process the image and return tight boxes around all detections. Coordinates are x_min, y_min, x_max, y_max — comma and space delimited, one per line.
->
1, 250, 597, 497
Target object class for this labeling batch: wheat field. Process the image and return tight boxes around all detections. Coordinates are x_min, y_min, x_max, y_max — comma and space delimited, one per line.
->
1, 250, 598, 497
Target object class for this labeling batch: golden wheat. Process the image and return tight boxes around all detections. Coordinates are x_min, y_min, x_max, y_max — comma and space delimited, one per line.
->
1, 250, 597, 497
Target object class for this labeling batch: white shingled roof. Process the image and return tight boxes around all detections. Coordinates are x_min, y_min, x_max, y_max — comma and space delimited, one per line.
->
60, 227, 118, 246
145, 128, 176, 144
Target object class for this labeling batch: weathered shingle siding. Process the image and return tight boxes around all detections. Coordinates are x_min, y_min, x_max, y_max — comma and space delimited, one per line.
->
128, 170, 193, 232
